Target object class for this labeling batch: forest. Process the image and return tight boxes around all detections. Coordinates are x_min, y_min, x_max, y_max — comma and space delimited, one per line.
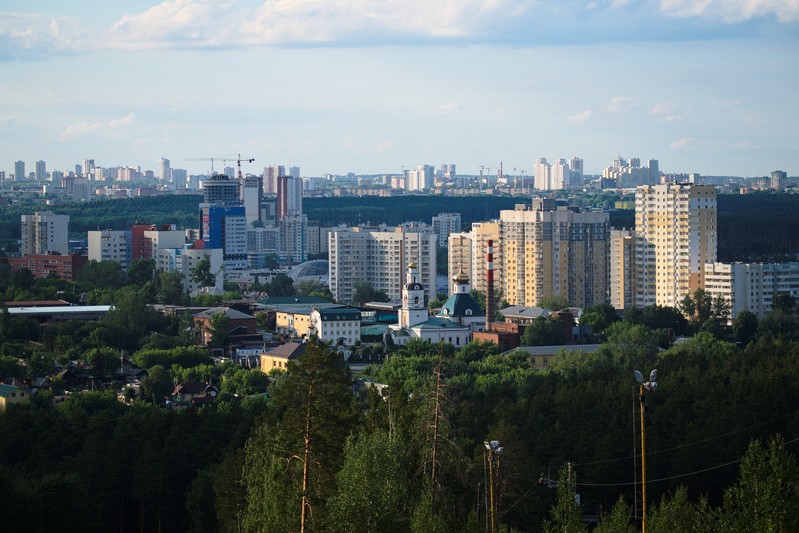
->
0, 253, 798, 531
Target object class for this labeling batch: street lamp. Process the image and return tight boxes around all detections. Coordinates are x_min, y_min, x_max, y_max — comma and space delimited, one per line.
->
484, 440, 504, 533
634, 369, 658, 533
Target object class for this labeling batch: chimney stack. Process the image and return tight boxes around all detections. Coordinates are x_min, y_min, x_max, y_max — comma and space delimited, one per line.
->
486, 239, 495, 330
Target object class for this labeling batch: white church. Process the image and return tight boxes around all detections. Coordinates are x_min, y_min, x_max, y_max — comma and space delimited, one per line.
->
388, 262, 485, 347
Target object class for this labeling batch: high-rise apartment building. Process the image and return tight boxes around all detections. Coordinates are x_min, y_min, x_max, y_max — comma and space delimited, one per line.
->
241, 176, 263, 225
289, 166, 301, 179
603, 158, 659, 188
771, 170, 787, 190
277, 176, 302, 219
569, 157, 584, 185
407, 165, 434, 191
171, 168, 187, 188
264, 165, 284, 194
634, 183, 717, 307
551, 159, 569, 189
278, 214, 308, 265
35, 160, 46, 181
202, 175, 239, 204
88, 230, 132, 269
328, 226, 437, 304
447, 221, 501, 298
533, 158, 550, 190
83, 159, 95, 178
704, 262, 799, 321
20, 212, 69, 256
499, 199, 609, 308
608, 229, 656, 310
159, 158, 170, 182
431, 212, 461, 248
14, 161, 25, 181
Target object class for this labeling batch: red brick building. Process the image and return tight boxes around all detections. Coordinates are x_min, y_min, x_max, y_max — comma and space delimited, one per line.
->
4, 254, 88, 281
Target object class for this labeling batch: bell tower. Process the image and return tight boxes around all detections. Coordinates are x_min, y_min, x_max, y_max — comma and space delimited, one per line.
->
399, 261, 428, 328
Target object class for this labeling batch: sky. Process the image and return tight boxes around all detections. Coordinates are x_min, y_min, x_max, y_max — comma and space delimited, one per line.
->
1, 0, 798, 178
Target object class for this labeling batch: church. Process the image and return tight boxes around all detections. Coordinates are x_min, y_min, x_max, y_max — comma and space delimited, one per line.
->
388, 262, 485, 347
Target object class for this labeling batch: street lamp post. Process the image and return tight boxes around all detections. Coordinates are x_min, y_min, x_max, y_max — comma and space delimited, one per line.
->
634, 369, 658, 533
484, 440, 504, 533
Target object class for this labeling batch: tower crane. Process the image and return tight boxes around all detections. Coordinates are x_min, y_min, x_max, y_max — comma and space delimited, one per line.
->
183, 156, 226, 174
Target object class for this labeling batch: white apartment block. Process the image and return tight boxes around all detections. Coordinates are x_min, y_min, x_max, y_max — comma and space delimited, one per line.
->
155, 247, 224, 294
447, 221, 501, 298
328, 226, 437, 305
432, 212, 462, 247
20, 212, 69, 256
609, 229, 656, 310
635, 183, 717, 308
278, 214, 307, 266
704, 262, 799, 321
88, 230, 131, 270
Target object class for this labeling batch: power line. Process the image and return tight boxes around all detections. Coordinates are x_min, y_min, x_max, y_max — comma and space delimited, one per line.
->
572, 410, 798, 468
576, 434, 799, 488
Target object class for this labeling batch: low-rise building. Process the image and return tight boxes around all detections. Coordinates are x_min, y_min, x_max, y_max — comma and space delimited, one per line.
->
260, 342, 306, 372
311, 307, 362, 346
0, 384, 30, 411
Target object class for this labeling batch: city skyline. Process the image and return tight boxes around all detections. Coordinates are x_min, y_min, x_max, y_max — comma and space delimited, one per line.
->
1, 1, 797, 178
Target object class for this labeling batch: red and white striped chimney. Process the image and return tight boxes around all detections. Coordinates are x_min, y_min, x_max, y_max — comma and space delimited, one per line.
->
486, 239, 495, 329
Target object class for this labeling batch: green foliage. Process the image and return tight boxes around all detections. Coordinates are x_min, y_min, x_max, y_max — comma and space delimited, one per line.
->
139, 365, 173, 404
352, 280, 389, 306
647, 487, 715, 533
721, 436, 799, 532
76, 260, 125, 291
543, 463, 586, 533
520, 316, 570, 346
732, 310, 759, 345
579, 303, 619, 337
127, 259, 155, 286
157, 270, 188, 305
594, 496, 636, 533
538, 295, 570, 311
86, 347, 120, 379
327, 430, 412, 532
190, 257, 217, 288
132, 346, 211, 369
265, 273, 296, 297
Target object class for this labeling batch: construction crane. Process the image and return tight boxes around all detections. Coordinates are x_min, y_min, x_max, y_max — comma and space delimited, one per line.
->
233, 153, 255, 179
183, 154, 255, 177
182, 156, 228, 175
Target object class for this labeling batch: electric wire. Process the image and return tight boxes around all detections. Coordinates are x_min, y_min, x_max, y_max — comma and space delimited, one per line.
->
575, 434, 799, 487
571, 410, 798, 468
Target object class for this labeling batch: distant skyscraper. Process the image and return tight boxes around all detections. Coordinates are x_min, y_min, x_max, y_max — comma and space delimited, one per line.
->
35, 160, 46, 181
0, 171, 5, 189
432, 212, 461, 248
171, 168, 187, 188
569, 157, 584, 185
75, 164, 82, 177
771, 170, 787, 190
603, 157, 660, 188
242, 176, 263, 225
83, 159, 95, 177
407, 165, 434, 191
289, 166, 300, 179
223, 166, 235, 179
533, 158, 550, 190
277, 175, 302, 219
159, 157, 171, 182
14, 160, 24, 181
551, 159, 569, 189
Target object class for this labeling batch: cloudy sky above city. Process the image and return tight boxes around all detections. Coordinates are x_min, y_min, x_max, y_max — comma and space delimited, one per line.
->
1, 0, 797, 177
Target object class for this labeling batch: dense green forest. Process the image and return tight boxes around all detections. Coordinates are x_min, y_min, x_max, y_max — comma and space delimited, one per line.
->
3, 190, 796, 261
1, 262, 798, 531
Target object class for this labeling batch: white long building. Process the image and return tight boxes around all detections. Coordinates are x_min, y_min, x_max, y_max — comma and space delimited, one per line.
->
328, 225, 437, 305
704, 262, 799, 321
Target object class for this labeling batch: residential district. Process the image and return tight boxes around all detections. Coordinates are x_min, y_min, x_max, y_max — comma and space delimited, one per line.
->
0, 156, 797, 531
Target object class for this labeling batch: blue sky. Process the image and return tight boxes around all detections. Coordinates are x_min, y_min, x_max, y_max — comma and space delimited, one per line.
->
1, 0, 797, 178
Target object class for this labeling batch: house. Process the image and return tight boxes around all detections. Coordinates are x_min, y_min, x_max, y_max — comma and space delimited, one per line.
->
508, 344, 603, 369
193, 307, 258, 345
311, 307, 362, 346
0, 384, 30, 411
260, 342, 306, 373
171, 382, 219, 407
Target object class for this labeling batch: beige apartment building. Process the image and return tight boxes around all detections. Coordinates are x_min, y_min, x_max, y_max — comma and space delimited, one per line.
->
499, 199, 609, 309
634, 184, 717, 307
447, 221, 501, 297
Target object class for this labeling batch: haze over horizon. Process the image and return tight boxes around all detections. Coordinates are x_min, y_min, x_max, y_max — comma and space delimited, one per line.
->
1, 0, 797, 178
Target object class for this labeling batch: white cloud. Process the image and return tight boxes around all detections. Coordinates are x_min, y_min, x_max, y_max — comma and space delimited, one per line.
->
0, 13, 84, 59
604, 96, 637, 113
423, 103, 461, 115
61, 113, 136, 140
569, 109, 592, 124
343, 136, 394, 155
659, 0, 799, 22
670, 137, 694, 149
651, 101, 687, 121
